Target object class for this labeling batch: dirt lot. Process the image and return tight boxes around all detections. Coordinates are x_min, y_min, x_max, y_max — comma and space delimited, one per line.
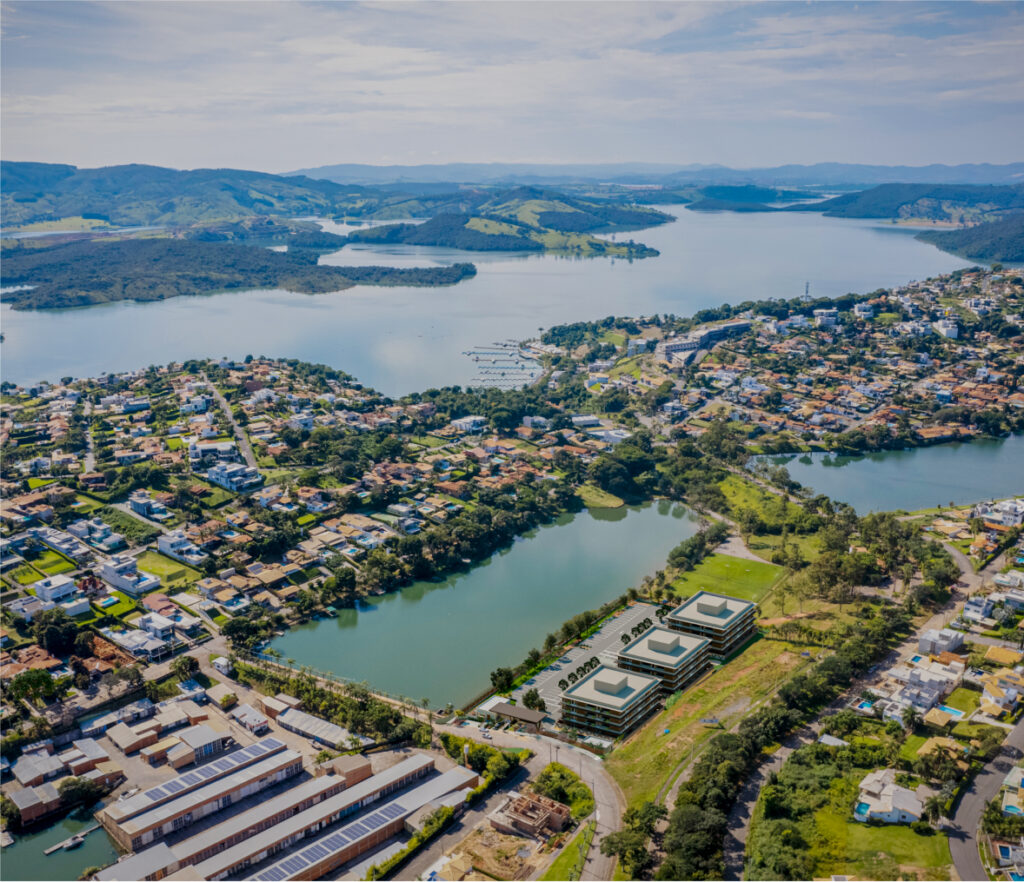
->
450, 826, 544, 881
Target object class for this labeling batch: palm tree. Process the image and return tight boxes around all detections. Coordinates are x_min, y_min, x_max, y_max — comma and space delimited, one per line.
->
923, 794, 944, 825
558, 679, 569, 691
590, 656, 599, 669
621, 634, 630, 646
567, 673, 578, 685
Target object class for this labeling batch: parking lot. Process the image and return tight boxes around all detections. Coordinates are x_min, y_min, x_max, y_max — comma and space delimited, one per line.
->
505, 601, 659, 720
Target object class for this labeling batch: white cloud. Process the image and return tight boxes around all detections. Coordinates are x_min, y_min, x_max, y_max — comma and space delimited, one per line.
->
1, 0, 1021, 169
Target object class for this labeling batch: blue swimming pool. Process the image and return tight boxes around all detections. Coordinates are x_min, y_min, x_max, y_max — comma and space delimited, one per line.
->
1000, 845, 1012, 859
855, 802, 870, 818
97, 596, 118, 608
857, 700, 874, 710
1006, 805, 1023, 816
938, 704, 965, 720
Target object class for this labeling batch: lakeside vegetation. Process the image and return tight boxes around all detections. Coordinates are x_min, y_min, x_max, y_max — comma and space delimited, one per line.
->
0, 238, 476, 309
917, 213, 1024, 262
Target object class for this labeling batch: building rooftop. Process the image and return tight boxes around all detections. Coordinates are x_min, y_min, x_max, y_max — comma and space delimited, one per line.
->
120, 749, 302, 837
668, 590, 755, 629
252, 765, 477, 881
102, 736, 285, 824
619, 626, 709, 668
95, 843, 177, 882
561, 665, 660, 711
189, 755, 435, 879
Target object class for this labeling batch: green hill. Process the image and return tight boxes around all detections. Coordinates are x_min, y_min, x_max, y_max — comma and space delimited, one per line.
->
789, 183, 1024, 222
0, 238, 476, 309
346, 211, 660, 257
916, 213, 1024, 262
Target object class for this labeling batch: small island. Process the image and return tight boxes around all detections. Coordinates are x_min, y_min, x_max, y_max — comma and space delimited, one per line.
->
0, 238, 477, 310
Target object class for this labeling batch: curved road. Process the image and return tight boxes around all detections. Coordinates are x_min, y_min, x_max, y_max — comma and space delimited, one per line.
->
430, 725, 624, 881
949, 718, 1024, 882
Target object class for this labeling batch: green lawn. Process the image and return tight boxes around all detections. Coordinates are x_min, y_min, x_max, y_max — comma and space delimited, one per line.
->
410, 435, 447, 448
944, 687, 982, 715
842, 822, 952, 879
671, 553, 782, 602
93, 590, 137, 618
540, 821, 595, 882
136, 551, 201, 587
26, 477, 56, 489
72, 494, 105, 514
34, 550, 76, 576
607, 638, 819, 807
576, 484, 625, 509
98, 506, 160, 544
10, 564, 43, 585
165, 437, 184, 450
296, 514, 316, 526
899, 733, 929, 763
952, 721, 1006, 741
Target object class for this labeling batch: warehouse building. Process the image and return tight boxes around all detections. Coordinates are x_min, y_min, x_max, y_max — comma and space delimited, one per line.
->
108, 749, 303, 851
98, 737, 290, 849
276, 708, 370, 749
251, 765, 479, 881
95, 755, 447, 881
665, 590, 757, 659
560, 665, 661, 737
616, 627, 710, 693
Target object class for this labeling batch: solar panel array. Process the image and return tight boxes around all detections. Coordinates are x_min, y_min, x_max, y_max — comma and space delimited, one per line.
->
255, 800, 408, 881
125, 738, 285, 815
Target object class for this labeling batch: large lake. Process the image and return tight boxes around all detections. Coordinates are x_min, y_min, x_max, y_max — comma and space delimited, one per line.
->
761, 433, 1024, 513
269, 501, 700, 707
0, 209, 971, 394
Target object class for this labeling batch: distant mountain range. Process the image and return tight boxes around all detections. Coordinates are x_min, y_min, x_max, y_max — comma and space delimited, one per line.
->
287, 161, 1024, 188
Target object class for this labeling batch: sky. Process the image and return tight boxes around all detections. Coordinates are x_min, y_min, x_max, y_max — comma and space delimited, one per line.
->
2, 0, 1023, 173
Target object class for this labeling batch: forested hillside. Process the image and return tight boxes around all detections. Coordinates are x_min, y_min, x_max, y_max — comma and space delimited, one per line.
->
0, 238, 475, 309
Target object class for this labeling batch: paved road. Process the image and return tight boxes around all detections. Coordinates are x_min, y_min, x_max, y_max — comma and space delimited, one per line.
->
83, 400, 96, 472
205, 372, 258, 468
949, 718, 1024, 882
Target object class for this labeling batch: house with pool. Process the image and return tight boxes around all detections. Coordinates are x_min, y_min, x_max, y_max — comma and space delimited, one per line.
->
854, 768, 923, 825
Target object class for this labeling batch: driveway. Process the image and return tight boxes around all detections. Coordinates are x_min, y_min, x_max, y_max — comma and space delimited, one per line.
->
204, 371, 258, 468
949, 718, 1024, 882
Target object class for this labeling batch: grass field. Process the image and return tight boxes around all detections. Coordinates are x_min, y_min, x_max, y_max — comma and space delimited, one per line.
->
73, 494, 105, 515
540, 821, 595, 882
296, 514, 316, 526
26, 477, 55, 489
136, 551, 201, 587
94, 590, 137, 618
823, 812, 952, 879
576, 484, 625, 509
10, 564, 42, 585
606, 637, 820, 807
899, 733, 930, 763
671, 553, 782, 602
35, 552, 76, 576
943, 686, 982, 715
98, 506, 160, 544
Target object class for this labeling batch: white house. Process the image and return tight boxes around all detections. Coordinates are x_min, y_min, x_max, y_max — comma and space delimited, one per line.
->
933, 318, 959, 339
136, 613, 175, 641
450, 415, 487, 434
206, 463, 263, 493
854, 768, 923, 824
33, 573, 78, 603
158, 530, 209, 566
98, 555, 161, 596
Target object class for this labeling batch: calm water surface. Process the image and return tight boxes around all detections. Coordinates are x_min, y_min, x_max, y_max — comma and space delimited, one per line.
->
270, 501, 700, 706
762, 434, 1024, 513
1, 210, 971, 394
3, 804, 119, 881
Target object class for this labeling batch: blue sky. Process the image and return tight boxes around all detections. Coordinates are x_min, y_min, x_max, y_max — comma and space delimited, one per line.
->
1, 1, 1022, 171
